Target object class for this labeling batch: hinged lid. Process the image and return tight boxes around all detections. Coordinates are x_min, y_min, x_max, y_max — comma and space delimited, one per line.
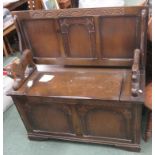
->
13, 67, 125, 100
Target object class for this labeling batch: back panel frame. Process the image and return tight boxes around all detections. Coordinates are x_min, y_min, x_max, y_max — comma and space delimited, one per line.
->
13, 6, 148, 68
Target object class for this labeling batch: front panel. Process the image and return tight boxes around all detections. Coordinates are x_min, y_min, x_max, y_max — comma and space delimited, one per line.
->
77, 101, 134, 142
13, 96, 75, 136
13, 96, 141, 144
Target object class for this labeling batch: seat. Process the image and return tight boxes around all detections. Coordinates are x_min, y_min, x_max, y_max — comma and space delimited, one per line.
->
16, 66, 125, 100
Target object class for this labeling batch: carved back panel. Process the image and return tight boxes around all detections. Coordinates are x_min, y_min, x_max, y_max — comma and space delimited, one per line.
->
13, 6, 148, 67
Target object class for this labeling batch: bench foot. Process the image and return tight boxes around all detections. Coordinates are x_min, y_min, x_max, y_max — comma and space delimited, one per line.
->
28, 132, 140, 152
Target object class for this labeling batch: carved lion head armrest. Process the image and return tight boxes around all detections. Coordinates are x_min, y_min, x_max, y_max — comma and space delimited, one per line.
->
5, 49, 36, 90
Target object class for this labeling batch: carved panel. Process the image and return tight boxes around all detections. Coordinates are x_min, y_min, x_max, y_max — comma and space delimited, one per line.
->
29, 7, 125, 18
26, 101, 74, 135
77, 103, 133, 140
59, 17, 96, 58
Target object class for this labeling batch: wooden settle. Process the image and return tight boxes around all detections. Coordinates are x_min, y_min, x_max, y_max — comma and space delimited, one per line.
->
6, 6, 148, 151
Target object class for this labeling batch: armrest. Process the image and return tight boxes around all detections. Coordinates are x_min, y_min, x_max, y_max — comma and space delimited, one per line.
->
131, 49, 141, 97
6, 49, 36, 90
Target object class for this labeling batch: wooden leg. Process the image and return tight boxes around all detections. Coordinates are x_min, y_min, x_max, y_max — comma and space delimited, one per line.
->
3, 40, 9, 57
144, 110, 152, 141
4, 37, 14, 55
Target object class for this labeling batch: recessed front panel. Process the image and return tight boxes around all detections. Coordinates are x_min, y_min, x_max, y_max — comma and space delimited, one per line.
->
25, 101, 74, 135
77, 103, 133, 140
32, 105, 72, 133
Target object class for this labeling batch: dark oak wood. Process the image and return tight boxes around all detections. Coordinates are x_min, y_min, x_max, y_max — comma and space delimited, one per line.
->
12, 6, 148, 68
7, 6, 148, 152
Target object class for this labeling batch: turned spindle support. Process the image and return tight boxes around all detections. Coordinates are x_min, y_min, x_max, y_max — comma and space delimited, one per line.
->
131, 49, 141, 97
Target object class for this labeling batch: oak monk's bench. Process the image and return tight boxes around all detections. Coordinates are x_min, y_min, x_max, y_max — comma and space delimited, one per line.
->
6, 6, 148, 152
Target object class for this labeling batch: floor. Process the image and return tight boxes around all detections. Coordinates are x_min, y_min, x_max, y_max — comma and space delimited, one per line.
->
3, 52, 21, 67
3, 104, 152, 155
3, 52, 21, 112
